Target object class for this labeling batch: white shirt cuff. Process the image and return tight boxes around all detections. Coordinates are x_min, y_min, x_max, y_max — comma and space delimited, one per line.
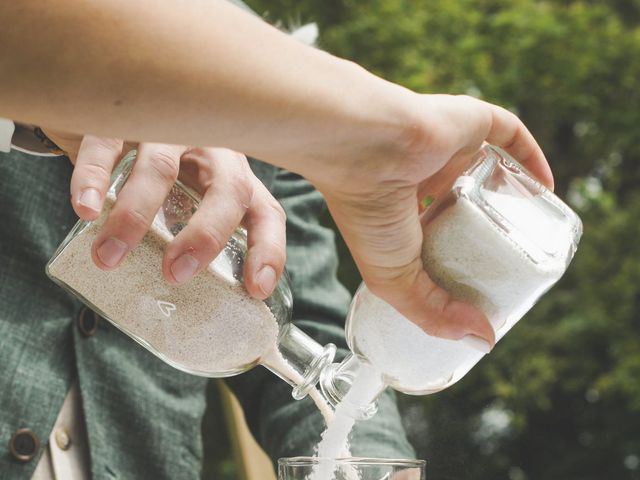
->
0, 118, 15, 153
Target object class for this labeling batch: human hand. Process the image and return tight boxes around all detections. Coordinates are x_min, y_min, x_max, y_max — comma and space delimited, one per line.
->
43, 131, 286, 300
308, 93, 554, 347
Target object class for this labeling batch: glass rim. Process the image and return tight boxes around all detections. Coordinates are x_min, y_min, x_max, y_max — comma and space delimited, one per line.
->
278, 457, 426, 468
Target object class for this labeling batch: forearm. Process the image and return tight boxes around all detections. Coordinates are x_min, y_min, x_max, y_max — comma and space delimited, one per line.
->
1, 0, 411, 176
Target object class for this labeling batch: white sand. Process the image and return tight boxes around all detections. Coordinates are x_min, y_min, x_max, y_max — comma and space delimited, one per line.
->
311, 362, 384, 480
350, 190, 573, 394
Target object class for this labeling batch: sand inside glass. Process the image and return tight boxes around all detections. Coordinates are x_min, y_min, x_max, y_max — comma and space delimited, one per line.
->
350, 189, 572, 392
48, 193, 333, 423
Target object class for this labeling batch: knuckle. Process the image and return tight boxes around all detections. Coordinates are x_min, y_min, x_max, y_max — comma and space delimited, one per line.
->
148, 150, 179, 183
266, 200, 286, 224
86, 135, 122, 153
268, 241, 287, 266
80, 162, 111, 184
257, 236, 286, 260
400, 120, 434, 161
455, 94, 476, 105
118, 207, 152, 232
194, 223, 226, 255
503, 126, 523, 150
230, 173, 254, 210
231, 150, 248, 162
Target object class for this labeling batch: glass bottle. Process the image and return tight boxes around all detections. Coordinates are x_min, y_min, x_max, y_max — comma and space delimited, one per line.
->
318, 145, 583, 418
46, 150, 335, 402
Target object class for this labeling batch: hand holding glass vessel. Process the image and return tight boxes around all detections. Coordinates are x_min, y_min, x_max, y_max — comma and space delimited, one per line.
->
47, 145, 582, 418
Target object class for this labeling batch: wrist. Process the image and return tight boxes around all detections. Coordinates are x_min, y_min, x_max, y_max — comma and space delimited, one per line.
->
287, 61, 422, 192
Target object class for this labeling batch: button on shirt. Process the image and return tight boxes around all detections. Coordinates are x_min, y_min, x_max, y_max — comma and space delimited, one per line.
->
9, 429, 40, 463
31, 382, 91, 480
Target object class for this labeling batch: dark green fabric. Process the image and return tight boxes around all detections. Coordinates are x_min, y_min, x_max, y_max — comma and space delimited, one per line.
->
0, 150, 414, 479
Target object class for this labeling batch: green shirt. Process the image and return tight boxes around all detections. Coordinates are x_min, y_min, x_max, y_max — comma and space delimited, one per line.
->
0, 150, 414, 479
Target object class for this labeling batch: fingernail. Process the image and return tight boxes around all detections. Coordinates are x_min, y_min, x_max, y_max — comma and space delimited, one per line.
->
461, 334, 492, 354
79, 188, 102, 212
96, 237, 128, 267
256, 265, 276, 297
171, 254, 199, 284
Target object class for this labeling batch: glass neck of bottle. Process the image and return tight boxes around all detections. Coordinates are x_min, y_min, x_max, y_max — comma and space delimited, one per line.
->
260, 324, 386, 420
260, 323, 337, 400
319, 353, 386, 420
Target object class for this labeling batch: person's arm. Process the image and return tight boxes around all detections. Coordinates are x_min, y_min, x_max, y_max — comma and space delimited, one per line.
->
1, 0, 553, 343
0, 0, 406, 169
225, 164, 415, 462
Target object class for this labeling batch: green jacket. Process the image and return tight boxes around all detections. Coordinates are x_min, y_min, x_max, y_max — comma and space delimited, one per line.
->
0, 150, 414, 479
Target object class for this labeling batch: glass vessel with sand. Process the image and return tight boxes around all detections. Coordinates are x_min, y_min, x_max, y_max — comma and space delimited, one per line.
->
317, 145, 583, 420
46, 151, 337, 412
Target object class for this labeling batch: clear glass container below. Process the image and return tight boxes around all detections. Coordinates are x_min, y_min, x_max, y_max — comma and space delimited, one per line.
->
278, 457, 426, 480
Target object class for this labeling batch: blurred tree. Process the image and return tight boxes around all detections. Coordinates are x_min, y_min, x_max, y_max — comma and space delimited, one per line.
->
202, 1, 640, 478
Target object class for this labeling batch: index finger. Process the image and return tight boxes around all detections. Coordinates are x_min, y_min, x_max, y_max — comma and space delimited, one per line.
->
485, 103, 554, 190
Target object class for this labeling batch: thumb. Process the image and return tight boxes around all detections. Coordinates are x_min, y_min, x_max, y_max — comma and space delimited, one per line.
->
390, 266, 496, 345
